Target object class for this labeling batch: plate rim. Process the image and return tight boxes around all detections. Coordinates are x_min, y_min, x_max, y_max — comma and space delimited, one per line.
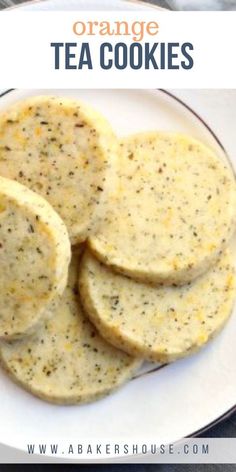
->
0, 87, 235, 456
3, 0, 167, 11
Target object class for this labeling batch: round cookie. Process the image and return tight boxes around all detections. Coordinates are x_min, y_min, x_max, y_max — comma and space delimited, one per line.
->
79, 249, 236, 362
0, 176, 71, 340
89, 132, 236, 285
0, 255, 141, 405
0, 95, 118, 244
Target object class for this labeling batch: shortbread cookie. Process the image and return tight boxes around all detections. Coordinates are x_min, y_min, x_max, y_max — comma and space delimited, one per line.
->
79, 249, 236, 362
0, 96, 117, 244
0, 255, 141, 404
89, 133, 236, 285
0, 176, 71, 340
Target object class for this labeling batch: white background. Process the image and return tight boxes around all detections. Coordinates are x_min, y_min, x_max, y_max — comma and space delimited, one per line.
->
0, 11, 235, 88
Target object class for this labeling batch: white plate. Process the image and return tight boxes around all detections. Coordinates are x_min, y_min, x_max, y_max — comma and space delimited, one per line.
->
6, 0, 165, 11
0, 87, 235, 460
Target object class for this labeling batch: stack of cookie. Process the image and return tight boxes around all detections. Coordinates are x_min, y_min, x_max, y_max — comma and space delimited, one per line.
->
0, 96, 235, 405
